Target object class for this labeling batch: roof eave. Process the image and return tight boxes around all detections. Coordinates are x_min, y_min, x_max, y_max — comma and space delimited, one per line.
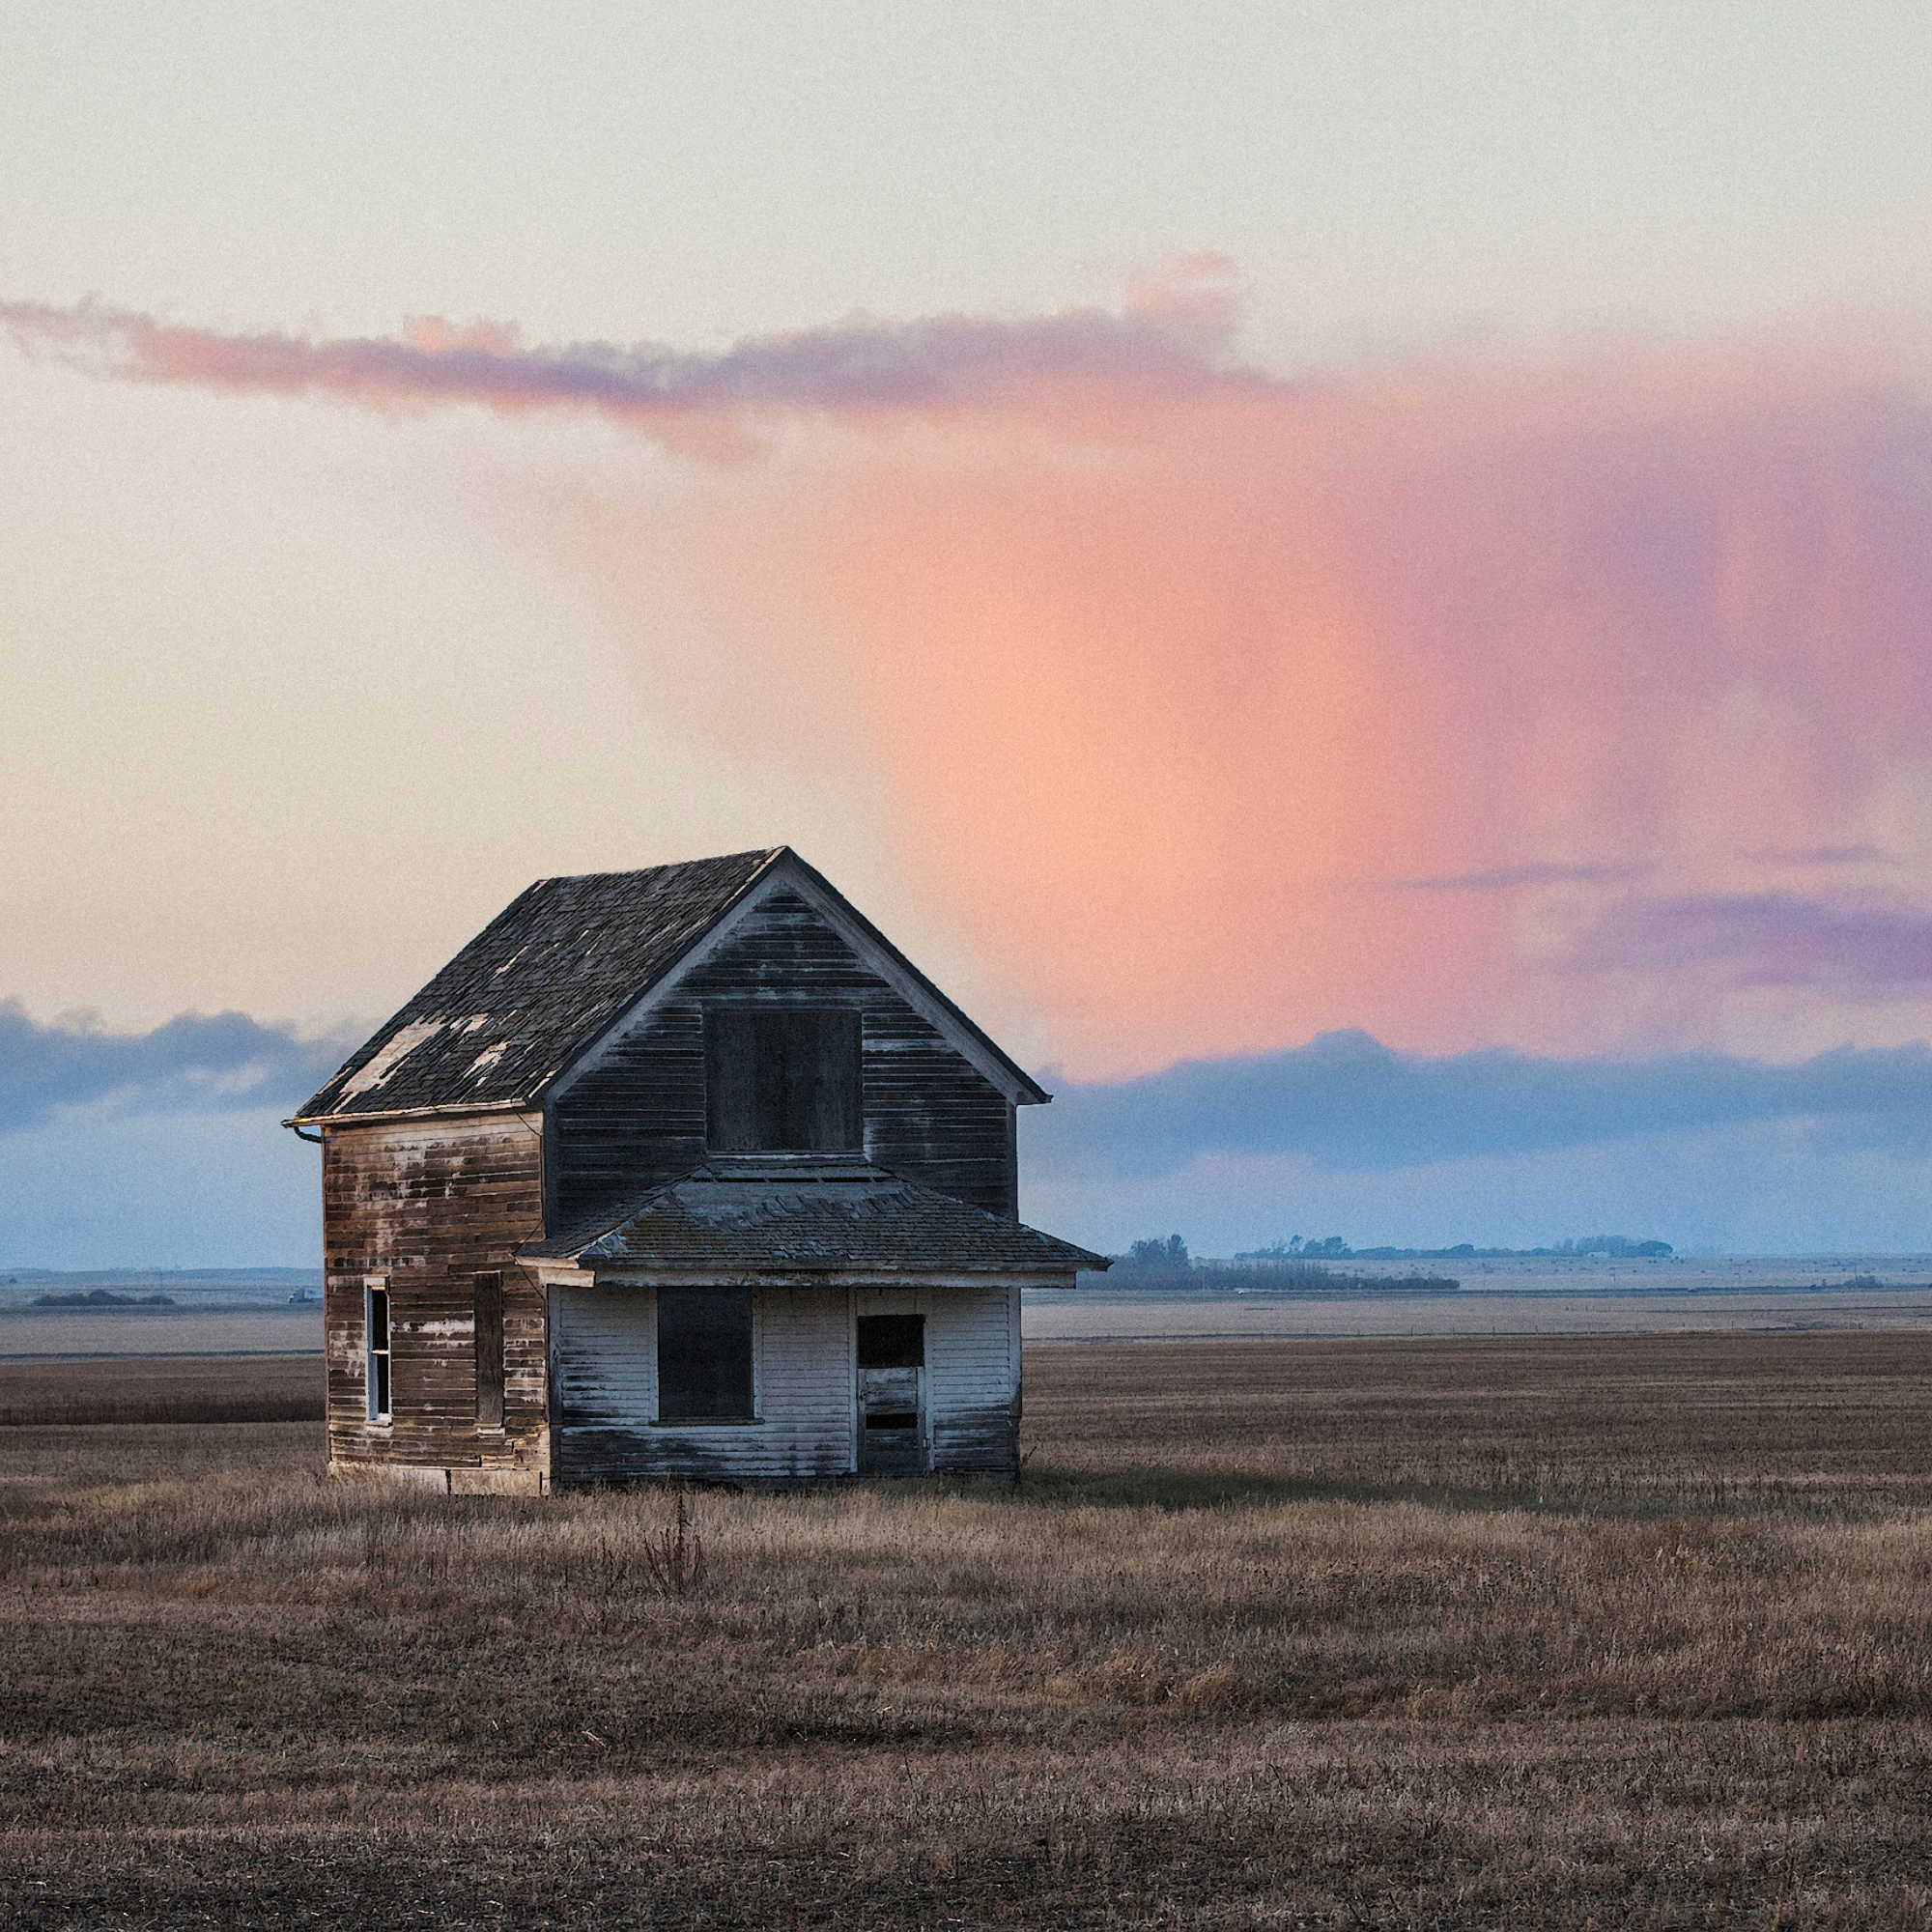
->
523, 1258, 1094, 1287
285, 1095, 538, 1130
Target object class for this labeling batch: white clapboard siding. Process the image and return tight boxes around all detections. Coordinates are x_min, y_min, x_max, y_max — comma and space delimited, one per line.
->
855, 1281, 1019, 1476
552, 1284, 855, 1487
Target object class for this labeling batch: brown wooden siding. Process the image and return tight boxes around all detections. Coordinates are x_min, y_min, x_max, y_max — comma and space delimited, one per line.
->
322, 1114, 549, 1478
549, 889, 1018, 1231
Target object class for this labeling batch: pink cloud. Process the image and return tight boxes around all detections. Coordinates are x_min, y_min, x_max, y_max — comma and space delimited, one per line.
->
12, 284, 1932, 1073
689, 343, 1932, 1068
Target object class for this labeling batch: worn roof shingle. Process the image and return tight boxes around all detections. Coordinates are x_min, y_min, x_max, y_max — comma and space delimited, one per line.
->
297, 850, 782, 1122
521, 1157, 1109, 1274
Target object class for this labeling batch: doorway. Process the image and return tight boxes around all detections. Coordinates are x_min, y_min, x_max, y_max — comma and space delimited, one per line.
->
856, 1314, 926, 1474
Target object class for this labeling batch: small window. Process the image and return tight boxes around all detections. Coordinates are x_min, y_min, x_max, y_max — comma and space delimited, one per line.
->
365, 1281, 391, 1422
857, 1315, 924, 1370
705, 1008, 862, 1152
657, 1287, 754, 1422
473, 1270, 504, 1430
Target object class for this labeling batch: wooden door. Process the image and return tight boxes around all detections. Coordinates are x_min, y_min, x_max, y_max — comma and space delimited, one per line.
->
856, 1314, 926, 1474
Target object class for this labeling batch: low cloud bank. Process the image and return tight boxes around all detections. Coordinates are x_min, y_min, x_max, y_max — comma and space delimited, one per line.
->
1028, 1029, 1932, 1177
15, 999, 1931, 1184
0, 1002, 354, 1134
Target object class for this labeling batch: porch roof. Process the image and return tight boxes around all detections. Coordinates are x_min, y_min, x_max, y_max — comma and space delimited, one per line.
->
521, 1157, 1110, 1275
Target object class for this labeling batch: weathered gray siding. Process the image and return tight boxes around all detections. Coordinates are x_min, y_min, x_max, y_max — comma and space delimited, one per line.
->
549, 1279, 1021, 1486
548, 889, 1017, 1231
550, 1284, 855, 1486
856, 1282, 1020, 1477
322, 1113, 549, 1484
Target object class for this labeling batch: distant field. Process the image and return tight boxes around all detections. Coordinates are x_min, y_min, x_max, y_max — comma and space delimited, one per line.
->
1030, 1276, 1932, 1340
3, 1332, 1929, 1926
0, 1305, 322, 1360
12, 1270, 1932, 1363
1028, 1253, 1932, 1346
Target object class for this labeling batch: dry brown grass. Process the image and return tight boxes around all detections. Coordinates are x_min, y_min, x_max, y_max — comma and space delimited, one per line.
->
1033, 1332, 1932, 1513
0, 1354, 322, 1428
2, 1334, 1929, 1927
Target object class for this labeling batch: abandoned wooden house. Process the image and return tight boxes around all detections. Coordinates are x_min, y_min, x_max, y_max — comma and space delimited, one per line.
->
288, 847, 1105, 1492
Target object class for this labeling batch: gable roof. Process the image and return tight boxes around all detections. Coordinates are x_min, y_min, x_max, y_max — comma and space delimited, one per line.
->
294, 848, 1049, 1124
521, 1156, 1108, 1275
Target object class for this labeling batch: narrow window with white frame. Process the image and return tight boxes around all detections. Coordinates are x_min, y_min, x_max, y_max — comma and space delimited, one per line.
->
365, 1280, 392, 1422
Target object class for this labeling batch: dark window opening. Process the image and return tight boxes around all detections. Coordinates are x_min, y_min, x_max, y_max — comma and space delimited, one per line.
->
857, 1315, 924, 1369
658, 1287, 754, 1421
857, 1315, 923, 1435
705, 1008, 862, 1152
366, 1283, 391, 1422
473, 1269, 504, 1430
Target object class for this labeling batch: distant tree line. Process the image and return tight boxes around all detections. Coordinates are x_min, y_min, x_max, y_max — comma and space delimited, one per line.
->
1102, 1225, 1681, 1301
31, 1288, 174, 1308
1227, 1234, 1673, 1262
1113, 1236, 1457, 1295
1234, 1236, 1350, 1261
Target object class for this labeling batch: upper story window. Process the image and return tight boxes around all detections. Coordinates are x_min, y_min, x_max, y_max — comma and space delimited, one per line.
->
704, 1008, 862, 1152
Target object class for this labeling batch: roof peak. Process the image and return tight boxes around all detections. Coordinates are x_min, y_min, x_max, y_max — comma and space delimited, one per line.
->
292, 845, 1050, 1125
526, 847, 791, 893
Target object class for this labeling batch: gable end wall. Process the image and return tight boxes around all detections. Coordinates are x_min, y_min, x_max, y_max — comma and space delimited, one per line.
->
549, 890, 1018, 1230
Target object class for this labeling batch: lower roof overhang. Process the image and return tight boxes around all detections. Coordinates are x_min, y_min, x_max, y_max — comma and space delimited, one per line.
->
525, 1262, 1085, 1293
518, 1156, 1110, 1285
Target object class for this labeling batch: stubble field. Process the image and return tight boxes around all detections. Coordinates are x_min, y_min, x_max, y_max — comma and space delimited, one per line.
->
2, 1332, 1929, 1928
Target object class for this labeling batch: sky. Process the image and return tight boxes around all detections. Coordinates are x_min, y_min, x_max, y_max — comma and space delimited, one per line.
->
7, 3, 1932, 1263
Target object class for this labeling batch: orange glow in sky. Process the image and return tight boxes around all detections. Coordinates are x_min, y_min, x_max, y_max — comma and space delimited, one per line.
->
684, 347, 1932, 1075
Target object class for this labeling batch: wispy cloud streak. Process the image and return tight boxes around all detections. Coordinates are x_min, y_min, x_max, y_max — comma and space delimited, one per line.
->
0, 270, 1252, 431
1389, 861, 1649, 893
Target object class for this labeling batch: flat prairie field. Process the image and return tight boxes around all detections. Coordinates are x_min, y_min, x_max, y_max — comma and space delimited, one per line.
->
3, 1336, 1930, 1929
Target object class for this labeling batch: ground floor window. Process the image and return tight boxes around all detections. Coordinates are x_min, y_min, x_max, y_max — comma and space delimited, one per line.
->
657, 1287, 754, 1421
365, 1280, 391, 1421
473, 1269, 504, 1429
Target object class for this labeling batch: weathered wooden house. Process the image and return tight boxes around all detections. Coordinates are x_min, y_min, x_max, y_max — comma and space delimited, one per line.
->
289, 848, 1104, 1492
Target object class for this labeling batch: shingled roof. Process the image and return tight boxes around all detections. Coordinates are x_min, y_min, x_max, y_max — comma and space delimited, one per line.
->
297, 850, 784, 1122
522, 1157, 1109, 1275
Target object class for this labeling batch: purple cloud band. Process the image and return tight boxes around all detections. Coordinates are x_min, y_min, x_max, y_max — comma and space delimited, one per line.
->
1575, 893, 1932, 988
0, 288, 1257, 423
